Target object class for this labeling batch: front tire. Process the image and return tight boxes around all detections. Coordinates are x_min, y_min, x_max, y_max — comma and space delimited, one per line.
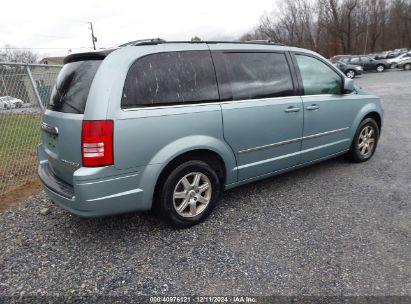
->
376, 64, 385, 72
348, 118, 380, 163
404, 63, 411, 71
158, 160, 220, 228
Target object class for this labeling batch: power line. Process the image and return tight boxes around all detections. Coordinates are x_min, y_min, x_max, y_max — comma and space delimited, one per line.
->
0, 31, 69, 39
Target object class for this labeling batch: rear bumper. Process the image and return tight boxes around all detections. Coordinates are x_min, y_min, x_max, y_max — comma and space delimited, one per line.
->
37, 144, 159, 217
38, 162, 74, 199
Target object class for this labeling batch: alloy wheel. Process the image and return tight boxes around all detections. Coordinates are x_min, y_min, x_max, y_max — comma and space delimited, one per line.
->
346, 70, 355, 78
358, 126, 376, 158
173, 172, 212, 218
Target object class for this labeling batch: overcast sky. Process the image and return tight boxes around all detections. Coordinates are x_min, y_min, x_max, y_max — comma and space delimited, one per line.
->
0, 0, 278, 59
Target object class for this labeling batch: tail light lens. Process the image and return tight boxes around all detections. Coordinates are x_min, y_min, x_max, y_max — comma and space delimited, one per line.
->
81, 120, 113, 167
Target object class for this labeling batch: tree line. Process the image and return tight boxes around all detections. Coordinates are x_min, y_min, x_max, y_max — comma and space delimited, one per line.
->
0, 45, 38, 64
241, 0, 411, 58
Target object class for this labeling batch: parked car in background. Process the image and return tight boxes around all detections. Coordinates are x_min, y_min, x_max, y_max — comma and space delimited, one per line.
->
375, 51, 389, 59
386, 51, 399, 59
0, 96, 23, 109
333, 61, 363, 78
37, 40, 384, 227
342, 55, 388, 72
387, 49, 407, 58
393, 48, 408, 54
386, 52, 411, 68
397, 57, 411, 71
329, 55, 351, 63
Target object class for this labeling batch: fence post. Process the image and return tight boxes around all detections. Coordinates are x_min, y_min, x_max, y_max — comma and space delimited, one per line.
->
25, 65, 45, 112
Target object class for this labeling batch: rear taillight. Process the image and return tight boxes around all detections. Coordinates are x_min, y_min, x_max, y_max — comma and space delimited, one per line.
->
81, 120, 113, 167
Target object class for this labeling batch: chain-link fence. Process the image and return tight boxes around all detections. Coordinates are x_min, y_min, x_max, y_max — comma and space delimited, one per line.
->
0, 62, 62, 194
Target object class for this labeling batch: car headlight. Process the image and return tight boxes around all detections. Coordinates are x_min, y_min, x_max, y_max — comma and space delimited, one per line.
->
355, 66, 363, 71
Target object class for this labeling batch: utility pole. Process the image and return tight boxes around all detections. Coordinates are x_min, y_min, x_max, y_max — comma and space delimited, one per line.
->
89, 22, 97, 50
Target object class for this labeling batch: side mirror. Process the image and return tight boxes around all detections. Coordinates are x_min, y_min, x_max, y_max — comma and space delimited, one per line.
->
344, 78, 355, 93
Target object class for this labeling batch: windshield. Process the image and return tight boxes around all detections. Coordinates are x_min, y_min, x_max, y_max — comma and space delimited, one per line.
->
47, 60, 102, 114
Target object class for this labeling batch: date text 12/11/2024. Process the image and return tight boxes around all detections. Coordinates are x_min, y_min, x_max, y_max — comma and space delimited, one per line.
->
149, 296, 257, 303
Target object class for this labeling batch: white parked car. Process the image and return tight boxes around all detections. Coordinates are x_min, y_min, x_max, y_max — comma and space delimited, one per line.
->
0, 96, 23, 109
386, 52, 411, 68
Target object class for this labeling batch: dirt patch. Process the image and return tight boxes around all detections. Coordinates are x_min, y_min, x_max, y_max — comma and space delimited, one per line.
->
0, 179, 42, 213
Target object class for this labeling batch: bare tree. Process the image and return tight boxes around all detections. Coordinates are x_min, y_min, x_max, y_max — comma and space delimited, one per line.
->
242, 0, 411, 57
0, 45, 38, 63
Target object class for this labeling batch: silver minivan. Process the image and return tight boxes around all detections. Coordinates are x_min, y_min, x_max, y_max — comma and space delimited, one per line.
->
38, 40, 383, 227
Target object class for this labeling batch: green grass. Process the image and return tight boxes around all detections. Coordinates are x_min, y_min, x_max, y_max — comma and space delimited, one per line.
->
0, 114, 41, 193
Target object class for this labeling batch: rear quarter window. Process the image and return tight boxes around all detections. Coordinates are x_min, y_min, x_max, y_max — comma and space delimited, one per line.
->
47, 60, 101, 114
121, 51, 219, 108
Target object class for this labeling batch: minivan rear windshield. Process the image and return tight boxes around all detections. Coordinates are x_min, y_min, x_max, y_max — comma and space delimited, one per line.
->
47, 60, 102, 114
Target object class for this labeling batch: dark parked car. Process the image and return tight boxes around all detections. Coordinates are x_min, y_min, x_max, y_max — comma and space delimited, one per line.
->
342, 56, 388, 72
333, 61, 363, 78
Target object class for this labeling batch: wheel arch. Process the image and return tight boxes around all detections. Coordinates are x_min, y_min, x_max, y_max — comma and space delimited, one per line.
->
144, 135, 238, 210
362, 111, 382, 131
351, 105, 383, 140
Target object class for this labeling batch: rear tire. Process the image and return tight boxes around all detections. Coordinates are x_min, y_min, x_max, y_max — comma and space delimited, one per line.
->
345, 70, 356, 79
404, 63, 411, 71
158, 160, 220, 228
348, 118, 379, 163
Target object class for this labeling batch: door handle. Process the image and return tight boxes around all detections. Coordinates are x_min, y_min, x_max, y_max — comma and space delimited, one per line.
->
306, 104, 320, 111
284, 106, 300, 113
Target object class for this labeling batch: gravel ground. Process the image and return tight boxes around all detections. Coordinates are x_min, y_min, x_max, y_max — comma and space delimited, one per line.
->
0, 70, 410, 299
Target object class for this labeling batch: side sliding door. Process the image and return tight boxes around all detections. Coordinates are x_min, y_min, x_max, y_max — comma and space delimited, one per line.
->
211, 49, 304, 182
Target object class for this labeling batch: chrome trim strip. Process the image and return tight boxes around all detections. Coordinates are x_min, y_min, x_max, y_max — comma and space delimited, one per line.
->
238, 137, 301, 154
123, 102, 220, 111
225, 148, 350, 190
122, 96, 302, 111
301, 94, 335, 98
41, 122, 58, 135
122, 92, 350, 111
219, 95, 299, 105
86, 188, 143, 202
238, 127, 349, 154
303, 127, 349, 140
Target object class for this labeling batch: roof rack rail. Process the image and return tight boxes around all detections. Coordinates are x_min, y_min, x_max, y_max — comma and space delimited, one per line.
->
246, 39, 285, 46
118, 38, 166, 47
134, 38, 166, 46
118, 39, 286, 47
